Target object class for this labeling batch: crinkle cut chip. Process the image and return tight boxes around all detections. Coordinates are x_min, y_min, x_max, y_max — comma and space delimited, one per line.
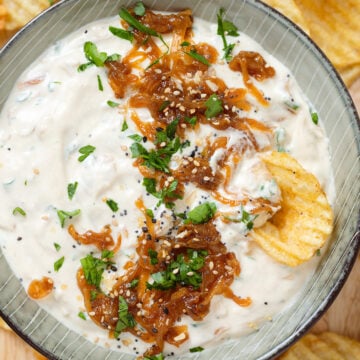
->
251, 151, 333, 266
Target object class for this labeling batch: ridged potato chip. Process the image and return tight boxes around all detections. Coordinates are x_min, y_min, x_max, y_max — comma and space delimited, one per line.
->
1, 0, 52, 31
262, 0, 310, 34
0, 317, 10, 331
251, 151, 333, 266
277, 332, 360, 359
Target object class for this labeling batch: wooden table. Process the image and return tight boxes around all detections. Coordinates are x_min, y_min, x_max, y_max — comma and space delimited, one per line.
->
0, 48, 359, 360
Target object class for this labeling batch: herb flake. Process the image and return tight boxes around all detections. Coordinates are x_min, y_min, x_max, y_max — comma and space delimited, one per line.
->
78, 145, 96, 162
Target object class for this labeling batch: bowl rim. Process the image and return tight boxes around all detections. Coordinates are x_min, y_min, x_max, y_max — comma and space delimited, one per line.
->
0, 0, 359, 359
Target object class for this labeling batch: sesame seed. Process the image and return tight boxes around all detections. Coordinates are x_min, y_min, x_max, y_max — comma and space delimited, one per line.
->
201, 93, 207, 98
190, 109, 196, 114
182, 160, 189, 165
164, 240, 171, 247
203, 176, 210, 181
154, 68, 162, 74
160, 142, 166, 147
126, 290, 131, 297
186, 271, 194, 276
179, 105, 186, 112
191, 168, 198, 174
89, 311, 95, 316
173, 268, 179, 274
193, 160, 200, 167
168, 176, 174, 182
209, 261, 214, 270
212, 270, 219, 275
173, 90, 181, 96
174, 333, 186, 341
164, 87, 171, 94
181, 123, 187, 128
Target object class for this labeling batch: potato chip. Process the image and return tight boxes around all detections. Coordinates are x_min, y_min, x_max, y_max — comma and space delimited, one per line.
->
263, 0, 360, 86
1, 0, 52, 31
318, 332, 360, 359
262, 0, 310, 34
277, 332, 360, 359
0, 316, 10, 331
251, 151, 333, 266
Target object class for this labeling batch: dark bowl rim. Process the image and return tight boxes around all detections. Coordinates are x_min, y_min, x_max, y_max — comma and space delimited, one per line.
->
0, 0, 359, 359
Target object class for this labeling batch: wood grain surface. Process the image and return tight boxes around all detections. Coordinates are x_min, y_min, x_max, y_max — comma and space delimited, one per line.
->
0, 36, 359, 360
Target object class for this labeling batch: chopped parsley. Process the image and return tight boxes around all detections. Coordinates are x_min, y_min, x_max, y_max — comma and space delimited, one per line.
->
78, 145, 96, 162
205, 94, 223, 118
224, 207, 255, 230
284, 100, 299, 111
119, 7, 168, 50
190, 346, 204, 352
144, 355, 164, 360
107, 100, 120, 108
57, 209, 81, 228
143, 178, 182, 209
12, 207, 26, 216
128, 134, 143, 142
148, 249, 159, 265
109, 26, 134, 43
97, 74, 103, 91
54, 256, 65, 272
184, 49, 210, 66
67, 181, 78, 200
78, 41, 120, 72
80, 251, 114, 288
134, 1, 146, 16
130, 139, 181, 173
147, 249, 207, 290
185, 116, 197, 127
145, 208, 154, 218
106, 199, 119, 212
121, 120, 128, 131
114, 296, 136, 338
54, 243, 61, 252
217, 8, 239, 61
129, 279, 139, 288
184, 202, 217, 224
78, 311, 86, 320
311, 112, 319, 125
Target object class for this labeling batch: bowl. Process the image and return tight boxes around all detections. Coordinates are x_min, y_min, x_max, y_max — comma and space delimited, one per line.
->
0, 0, 359, 359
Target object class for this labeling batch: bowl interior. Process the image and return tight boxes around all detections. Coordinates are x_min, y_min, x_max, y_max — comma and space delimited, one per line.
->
0, 0, 359, 359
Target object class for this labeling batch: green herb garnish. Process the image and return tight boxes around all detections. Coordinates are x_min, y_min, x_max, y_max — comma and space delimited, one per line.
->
143, 178, 182, 209
90, 290, 98, 301
107, 100, 120, 108
57, 209, 81, 228
97, 75, 103, 91
205, 94, 223, 118
78, 41, 120, 72
180, 41, 190, 47
80, 252, 114, 288
119, 8, 168, 50
106, 199, 119, 212
217, 8, 239, 61
184, 116, 197, 127
224, 207, 255, 230
190, 346, 204, 353
159, 100, 170, 112
54, 256, 65, 272
129, 279, 139, 288
54, 243, 61, 252
284, 100, 299, 111
13, 207, 26, 216
147, 249, 207, 290
78, 145, 96, 162
145, 208, 154, 218
114, 296, 136, 338
109, 26, 134, 43
184, 202, 217, 224
311, 112, 319, 125
148, 249, 159, 265
78, 311, 86, 320
67, 181, 78, 200
121, 120, 129, 131
144, 355, 164, 360
134, 1, 146, 16
184, 49, 210, 66
316, 249, 321, 256
128, 134, 143, 142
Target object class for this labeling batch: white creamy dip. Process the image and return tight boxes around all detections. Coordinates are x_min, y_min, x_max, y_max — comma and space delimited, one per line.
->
0, 10, 334, 358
